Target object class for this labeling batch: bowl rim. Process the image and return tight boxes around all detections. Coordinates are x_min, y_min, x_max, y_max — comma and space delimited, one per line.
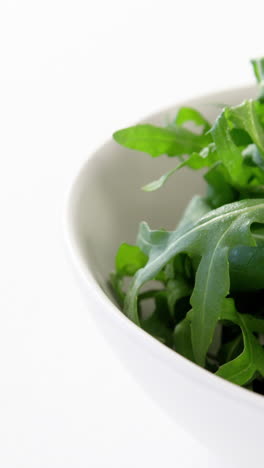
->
64, 84, 264, 412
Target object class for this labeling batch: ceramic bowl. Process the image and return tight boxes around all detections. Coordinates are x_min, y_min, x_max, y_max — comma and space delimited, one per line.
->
65, 86, 264, 468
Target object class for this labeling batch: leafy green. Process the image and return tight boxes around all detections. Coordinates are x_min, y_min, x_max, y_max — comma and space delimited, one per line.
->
174, 311, 194, 362
210, 108, 248, 186
252, 223, 264, 245
204, 164, 237, 208
115, 243, 148, 276
218, 334, 243, 367
229, 246, 264, 291
140, 102, 264, 192
174, 106, 211, 132
230, 128, 252, 147
216, 300, 264, 385
140, 291, 174, 346
251, 57, 264, 99
110, 243, 148, 306
142, 160, 185, 192
242, 143, 264, 171
110, 57, 264, 395
226, 100, 264, 156
113, 124, 210, 158
125, 200, 264, 364
252, 57, 264, 85
166, 278, 191, 318
142, 145, 216, 192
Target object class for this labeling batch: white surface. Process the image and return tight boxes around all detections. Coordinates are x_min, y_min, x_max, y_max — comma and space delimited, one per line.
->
0, 1, 263, 467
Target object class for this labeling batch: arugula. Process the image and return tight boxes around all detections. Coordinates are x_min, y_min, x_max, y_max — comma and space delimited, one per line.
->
113, 123, 211, 158
251, 57, 264, 99
110, 243, 148, 306
216, 300, 264, 385
124, 200, 264, 365
110, 57, 264, 395
174, 106, 211, 132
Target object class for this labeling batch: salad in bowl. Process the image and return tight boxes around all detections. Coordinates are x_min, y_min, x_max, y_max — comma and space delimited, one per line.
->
111, 57, 264, 395
67, 58, 264, 468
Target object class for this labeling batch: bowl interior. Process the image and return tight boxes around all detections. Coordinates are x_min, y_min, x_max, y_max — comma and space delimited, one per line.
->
69, 86, 256, 301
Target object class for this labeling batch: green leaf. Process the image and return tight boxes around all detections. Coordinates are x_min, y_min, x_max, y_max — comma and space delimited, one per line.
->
252, 57, 264, 85
255, 100, 264, 126
252, 223, 264, 245
218, 335, 243, 366
210, 109, 248, 186
251, 57, 264, 99
204, 164, 237, 208
174, 107, 211, 132
174, 311, 195, 362
243, 143, 264, 167
186, 144, 217, 169
140, 291, 174, 346
164, 253, 192, 281
243, 314, 264, 334
210, 102, 264, 191
230, 128, 252, 147
109, 273, 125, 307
136, 224, 171, 257
115, 243, 148, 276
226, 100, 264, 156
110, 243, 148, 308
113, 124, 210, 158
142, 161, 185, 192
217, 301, 264, 385
166, 278, 191, 317
142, 144, 216, 192
229, 246, 264, 291
111, 58, 264, 393
124, 199, 264, 363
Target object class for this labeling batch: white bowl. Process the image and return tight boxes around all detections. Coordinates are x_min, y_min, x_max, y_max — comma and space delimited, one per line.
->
65, 86, 264, 468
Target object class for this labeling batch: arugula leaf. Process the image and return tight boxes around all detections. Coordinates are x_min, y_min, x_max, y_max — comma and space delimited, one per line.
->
142, 160, 185, 192
210, 109, 248, 186
142, 144, 217, 192
251, 57, 264, 99
174, 107, 211, 132
140, 101, 264, 193
226, 100, 264, 156
252, 57, 264, 85
124, 200, 264, 364
216, 300, 264, 385
110, 243, 148, 306
229, 246, 264, 291
113, 124, 211, 158
230, 128, 253, 147
166, 278, 191, 318
109, 273, 125, 307
242, 143, 264, 172
218, 334, 243, 366
115, 243, 148, 276
174, 299, 264, 385
252, 223, 264, 245
141, 291, 174, 346
174, 311, 195, 362
243, 314, 264, 334
204, 164, 237, 208
111, 57, 264, 394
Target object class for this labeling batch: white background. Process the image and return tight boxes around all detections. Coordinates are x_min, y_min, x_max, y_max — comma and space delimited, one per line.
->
0, 1, 263, 467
